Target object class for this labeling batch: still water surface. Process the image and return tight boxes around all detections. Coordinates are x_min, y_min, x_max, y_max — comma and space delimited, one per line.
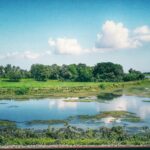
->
0, 95, 150, 129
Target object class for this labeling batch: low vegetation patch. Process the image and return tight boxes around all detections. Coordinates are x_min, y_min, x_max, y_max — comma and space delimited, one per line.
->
15, 87, 29, 95
97, 92, 122, 100
69, 111, 141, 123
143, 100, 150, 102
64, 99, 94, 102
26, 120, 68, 125
0, 120, 16, 128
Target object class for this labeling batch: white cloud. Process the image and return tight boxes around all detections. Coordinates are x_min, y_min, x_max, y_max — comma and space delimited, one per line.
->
134, 25, 150, 34
0, 50, 51, 60
95, 20, 140, 50
133, 25, 150, 42
48, 99, 77, 110
47, 21, 150, 55
48, 37, 88, 55
21, 51, 40, 59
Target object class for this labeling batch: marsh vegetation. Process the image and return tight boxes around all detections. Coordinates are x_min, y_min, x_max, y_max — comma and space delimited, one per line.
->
0, 126, 150, 145
0, 62, 149, 146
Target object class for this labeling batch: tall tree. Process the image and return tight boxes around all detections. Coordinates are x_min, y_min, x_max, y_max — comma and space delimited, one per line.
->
93, 62, 124, 82
31, 64, 49, 81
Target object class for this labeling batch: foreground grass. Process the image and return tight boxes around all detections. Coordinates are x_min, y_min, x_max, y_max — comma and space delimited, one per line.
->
0, 126, 150, 145
0, 78, 150, 99
4, 138, 150, 145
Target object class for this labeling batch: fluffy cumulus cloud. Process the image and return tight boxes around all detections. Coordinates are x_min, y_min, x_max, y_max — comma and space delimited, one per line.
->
95, 20, 150, 51
0, 50, 51, 60
47, 21, 150, 55
95, 20, 139, 49
48, 37, 88, 55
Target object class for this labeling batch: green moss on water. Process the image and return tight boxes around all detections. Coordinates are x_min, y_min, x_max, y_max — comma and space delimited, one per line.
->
26, 120, 68, 125
0, 120, 16, 128
64, 99, 94, 102
143, 100, 150, 102
97, 92, 122, 100
122, 117, 141, 122
70, 111, 141, 123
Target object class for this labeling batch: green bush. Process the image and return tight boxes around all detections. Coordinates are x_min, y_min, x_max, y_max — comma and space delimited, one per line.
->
99, 84, 106, 90
15, 87, 29, 95
0, 136, 6, 145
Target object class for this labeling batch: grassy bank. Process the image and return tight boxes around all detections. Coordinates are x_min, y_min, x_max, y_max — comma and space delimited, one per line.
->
0, 78, 150, 99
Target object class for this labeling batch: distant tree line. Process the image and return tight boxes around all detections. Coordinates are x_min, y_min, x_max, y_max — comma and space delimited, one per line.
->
0, 62, 145, 82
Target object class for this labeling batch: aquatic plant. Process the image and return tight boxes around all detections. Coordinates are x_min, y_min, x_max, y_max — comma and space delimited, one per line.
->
26, 120, 67, 125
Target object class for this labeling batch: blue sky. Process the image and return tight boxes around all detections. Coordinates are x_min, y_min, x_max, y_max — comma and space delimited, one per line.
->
0, 0, 150, 72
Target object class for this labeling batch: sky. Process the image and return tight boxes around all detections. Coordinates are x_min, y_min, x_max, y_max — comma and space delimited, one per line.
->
0, 0, 150, 72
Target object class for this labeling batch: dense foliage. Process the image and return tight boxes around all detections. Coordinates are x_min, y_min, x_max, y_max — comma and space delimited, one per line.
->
0, 62, 145, 82
123, 68, 145, 81
31, 64, 49, 81
93, 62, 124, 82
0, 126, 150, 145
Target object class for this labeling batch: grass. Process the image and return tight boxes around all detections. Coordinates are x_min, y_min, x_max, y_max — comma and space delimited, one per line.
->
0, 78, 150, 99
69, 111, 141, 123
123, 80, 150, 97
0, 78, 100, 99
0, 78, 100, 88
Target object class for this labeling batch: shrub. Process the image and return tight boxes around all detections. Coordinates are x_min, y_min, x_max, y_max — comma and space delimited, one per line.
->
99, 84, 106, 90
15, 87, 29, 95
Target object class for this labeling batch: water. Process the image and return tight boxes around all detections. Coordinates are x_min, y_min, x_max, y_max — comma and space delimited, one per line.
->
0, 95, 150, 129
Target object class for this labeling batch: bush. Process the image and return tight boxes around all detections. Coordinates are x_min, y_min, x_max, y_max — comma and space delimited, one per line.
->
0, 136, 6, 145
15, 87, 29, 95
99, 84, 106, 90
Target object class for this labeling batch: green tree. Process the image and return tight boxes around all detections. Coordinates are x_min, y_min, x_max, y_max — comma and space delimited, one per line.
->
67, 64, 78, 81
0, 66, 4, 77
123, 68, 145, 81
76, 64, 93, 82
4, 64, 12, 78
49, 64, 60, 80
31, 64, 49, 81
60, 65, 72, 80
8, 70, 22, 82
93, 62, 124, 82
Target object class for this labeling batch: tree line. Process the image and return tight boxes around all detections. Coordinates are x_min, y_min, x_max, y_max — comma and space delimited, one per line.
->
0, 62, 145, 82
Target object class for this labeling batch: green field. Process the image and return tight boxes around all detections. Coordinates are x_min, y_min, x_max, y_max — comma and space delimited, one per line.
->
0, 78, 100, 88
0, 78, 150, 99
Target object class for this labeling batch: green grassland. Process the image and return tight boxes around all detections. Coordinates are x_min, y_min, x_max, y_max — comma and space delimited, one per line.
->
0, 78, 150, 99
